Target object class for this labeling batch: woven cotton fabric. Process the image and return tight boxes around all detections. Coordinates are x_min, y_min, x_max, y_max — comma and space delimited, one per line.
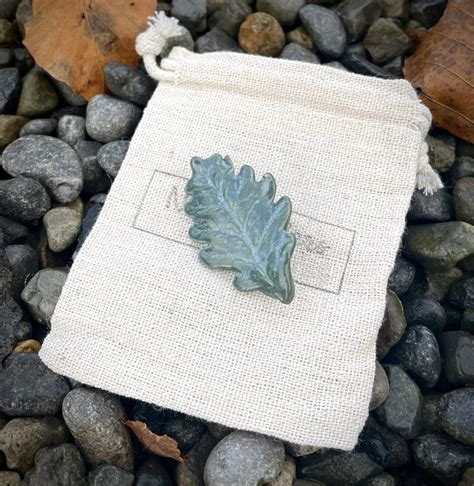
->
40, 47, 428, 449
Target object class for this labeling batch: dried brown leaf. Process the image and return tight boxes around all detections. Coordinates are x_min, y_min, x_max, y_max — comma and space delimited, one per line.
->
124, 420, 185, 463
403, 0, 474, 143
23, 0, 156, 100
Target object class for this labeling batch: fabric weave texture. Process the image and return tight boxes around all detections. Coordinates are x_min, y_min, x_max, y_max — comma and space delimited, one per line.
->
41, 48, 429, 449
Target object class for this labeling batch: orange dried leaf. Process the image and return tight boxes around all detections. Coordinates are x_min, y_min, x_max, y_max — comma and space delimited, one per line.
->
403, 0, 474, 143
23, 0, 156, 100
124, 420, 185, 463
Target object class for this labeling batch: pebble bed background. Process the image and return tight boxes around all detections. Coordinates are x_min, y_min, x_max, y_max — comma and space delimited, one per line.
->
0, 0, 473, 485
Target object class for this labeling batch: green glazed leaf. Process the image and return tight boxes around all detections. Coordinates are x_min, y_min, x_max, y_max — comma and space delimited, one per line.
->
185, 154, 296, 304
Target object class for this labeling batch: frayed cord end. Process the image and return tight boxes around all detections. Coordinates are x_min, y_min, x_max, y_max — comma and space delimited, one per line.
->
135, 11, 183, 82
416, 143, 443, 195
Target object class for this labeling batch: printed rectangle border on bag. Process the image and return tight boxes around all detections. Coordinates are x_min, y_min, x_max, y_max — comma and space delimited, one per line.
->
133, 170, 356, 295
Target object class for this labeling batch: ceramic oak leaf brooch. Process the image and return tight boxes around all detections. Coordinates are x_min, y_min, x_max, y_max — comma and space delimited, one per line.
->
185, 154, 296, 304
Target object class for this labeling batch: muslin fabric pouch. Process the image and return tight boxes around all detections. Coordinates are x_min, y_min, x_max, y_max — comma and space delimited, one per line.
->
40, 14, 442, 449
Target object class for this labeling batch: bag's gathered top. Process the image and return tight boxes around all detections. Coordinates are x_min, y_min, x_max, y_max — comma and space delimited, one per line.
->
40, 13, 442, 449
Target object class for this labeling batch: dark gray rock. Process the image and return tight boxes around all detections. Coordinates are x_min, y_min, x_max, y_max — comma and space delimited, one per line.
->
449, 277, 474, 309
454, 177, 474, 225
407, 188, 453, 222
160, 25, 194, 58
12, 47, 33, 75
50, 78, 87, 106
196, 27, 242, 53
171, 0, 207, 33
0, 47, 12, 67
204, 431, 285, 485
451, 156, 474, 183
383, 56, 403, 77
88, 464, 134, 486
0, 114, 28, 150
387, 325, 441, 388
362, 18, 412, 65
443, 303, 463, 331
62, 388, 134, 471
345, 41, 367, 58
0, 0, 21, 20
376, 365, 423, 439
299, 5, 347, 59
5, 244, 38, 299
416, 266, 463, 304
86, 95, 142, 143
324, 61, 348, 71
74, 140, 110, 194
461, 308, 474, 332
23, 443, 87, 486
19, 118, 57, 137
96, 140, 129, 178
340, 53, 395, 78
208, 0, 251, 37
256, 0, 306, 26
57, 115, 86, 146
376, 290, 406, 359
370, 361, 389, 411
0, 177, 51, 222
438, 388, 474, 446
2, 135, 83, 203
0, 67, 20, 114
280, 43, 320, 63
161, 416, 205, 453
427, 132, 455, 174
421, 393, 442, 433
135, 456, 172, 486
357, 416, 410, 469
51, 105, 86, 120
337, 0, 382, 43
0, 216, 28, 244
403, 295, 445, 335
104, 61, 155, 107
364, 473, 396, 486
74, 203, 102, 257
0, 352, 70, 416
411, 433, 473, 485
404, 222, 474, 271
16, 69, 58, 117
409, 0, 447, 28
388, 257, 415, 296
297, 449, 383, 485
438, 331, 474, 386
0, 417, 69, 473
0, 18, 17, 44
21, 268, 68, 325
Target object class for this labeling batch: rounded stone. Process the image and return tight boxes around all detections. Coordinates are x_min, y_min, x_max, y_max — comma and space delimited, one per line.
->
57, 115, 86, 146
407, 188, 454, 222
0, 352, 71, 416
387, 325, 441, 388
419, 266, 463, 304
0, 472, 20, 486
449, 277, 474, 309
0, 176, 51, 222
403, 297, 445, 336
0, 216, 28, 244
161, 416, 206, 453
369, 361, 390, 410
208, 0, 252, 38
427, 132, 455, 174
364, 473, 396, 486
286, 26, 314, 50
238, 13, 285, 57
5, 244, 38, 299
299, 5, 347, 59
204, 430, 285, 485
22, 443, 87, 486
43, 207, 82, 253
74, 140, 110, 194
88, 464, 134, 486
451, 156, 474, 183
0, 67, 20, 114
387, 257, 415, 296
438, 388, 474, 445
376, 290, 406, 359
104, 61, 155, 106
50, 78, 87, 106
135, 456, 172, 486
196, 27, 242, 53
2, 135, 83, 203
96, 140, 129, 178
336, 0, 382, 43
411, 433, 473, 485
0, 417, 69, 473
62, 387, 134, 471
0, 114, 28, 149
453, 177, 474, 225
438, 331, 474, 386
21, 268, 68, 325
16, 69, 58, 117
19, 118, 57, 137
280, 43, 320, 63
404, 221, 474, 272
421, 393, 442, 433
375, 365, 423, 440
256, 0, 306, 26
86, 94, 142, 143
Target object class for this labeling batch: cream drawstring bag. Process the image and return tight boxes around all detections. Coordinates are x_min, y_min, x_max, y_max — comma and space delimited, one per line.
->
40, 13, 442, 449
